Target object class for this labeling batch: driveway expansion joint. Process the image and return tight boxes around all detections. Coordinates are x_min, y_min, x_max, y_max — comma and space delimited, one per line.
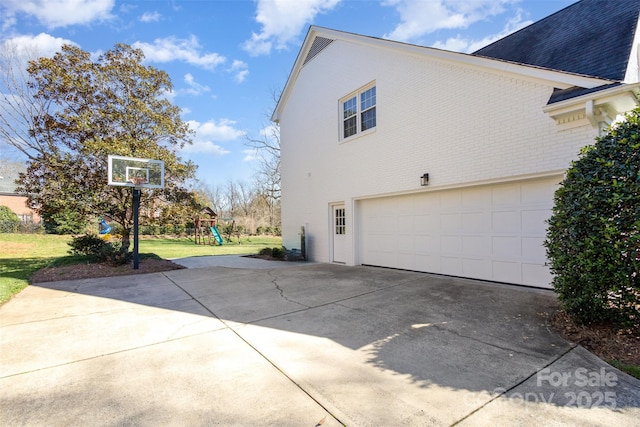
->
450, 343, 579, 426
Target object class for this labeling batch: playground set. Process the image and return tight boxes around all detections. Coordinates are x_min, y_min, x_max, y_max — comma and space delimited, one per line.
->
193, 207, 223, 245
98, 218, 112, 238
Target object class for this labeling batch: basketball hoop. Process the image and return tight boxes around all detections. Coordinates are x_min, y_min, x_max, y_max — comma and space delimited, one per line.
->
130, 177, 147, 187
107, 154, 165, 271
108, 155, 164, 189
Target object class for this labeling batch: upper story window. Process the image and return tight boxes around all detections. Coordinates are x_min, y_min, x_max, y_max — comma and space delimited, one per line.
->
341, 83, 376, 140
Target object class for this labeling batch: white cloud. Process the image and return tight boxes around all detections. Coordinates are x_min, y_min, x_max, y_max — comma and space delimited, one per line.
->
1, 33, 76, 59
259, 123, 279, 141
431, 10, 532, 53
228, 60, 249, 83
242, 148, 259, 162
243, 0, 342, 56
133, 35, 226, 70
2, 0, 115, 29
185, 118, 245, 155
431, 36, 469, 52
139, 11, 161, 23
382, 0, 518, 42
183, 73, 210, 96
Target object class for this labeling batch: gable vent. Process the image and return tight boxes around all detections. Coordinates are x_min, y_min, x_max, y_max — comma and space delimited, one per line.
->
303, 36, 334, 65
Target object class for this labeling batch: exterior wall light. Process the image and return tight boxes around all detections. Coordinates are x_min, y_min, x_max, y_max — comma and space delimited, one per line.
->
420, 173, 429, 186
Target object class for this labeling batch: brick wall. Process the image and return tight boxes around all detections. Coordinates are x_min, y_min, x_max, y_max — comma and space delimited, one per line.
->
280, 39, 599, 263
0, 194, 41, 223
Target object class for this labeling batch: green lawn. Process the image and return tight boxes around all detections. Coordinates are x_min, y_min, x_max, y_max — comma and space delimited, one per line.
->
0, 234, 72, 303
0, 233, 282, 304
138, 235, 282, 259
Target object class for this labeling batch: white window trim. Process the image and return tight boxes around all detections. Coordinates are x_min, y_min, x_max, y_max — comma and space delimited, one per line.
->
339, 81, 376, 142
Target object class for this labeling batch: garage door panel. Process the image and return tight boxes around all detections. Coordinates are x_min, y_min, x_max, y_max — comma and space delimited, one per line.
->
441, 213, 462, 232
522, 181, 557, 204
398, 216, 414, 233
462, 211, 488, 232
416, 254, 440, 271
414, 235, 433, 252
441, 257, 462, 276
397, 252, 416, 270
463, 235, 488, 255
522, 209, 551, 232
414, 196, 434, 212
441, 235, 462, 254
522, 236, 546, 259
415, 214, 439, 232
440, 192, 462, 209
493, 260, 521, 283
397, 197, 414, 214
492, 185, 520, 205
523, 263, 553, 286
398, 234, 414, 252
463, 187, 491, 208
358, 177, 558, 288
365, 234, 388, 252
463, 258, 489, 279
492, 211, 521, 232
493, 236, 521, 258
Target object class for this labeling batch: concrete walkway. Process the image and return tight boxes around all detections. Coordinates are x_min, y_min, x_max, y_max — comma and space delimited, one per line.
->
1, 259, 639, 426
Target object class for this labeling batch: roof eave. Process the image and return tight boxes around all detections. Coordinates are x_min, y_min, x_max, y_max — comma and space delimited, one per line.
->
272, 26, 615, 123
543, 82, 640, 128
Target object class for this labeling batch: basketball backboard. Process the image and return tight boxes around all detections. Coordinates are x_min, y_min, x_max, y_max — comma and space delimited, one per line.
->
107, 155, 165, 189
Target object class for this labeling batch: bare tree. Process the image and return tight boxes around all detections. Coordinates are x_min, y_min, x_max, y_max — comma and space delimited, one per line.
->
198, 181, 226, 216
244, 90, 281, 229
0, 41, 53, 160
246, 121, 280, 198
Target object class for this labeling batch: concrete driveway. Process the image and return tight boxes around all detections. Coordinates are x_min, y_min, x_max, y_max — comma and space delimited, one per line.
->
1, 257, 639, 426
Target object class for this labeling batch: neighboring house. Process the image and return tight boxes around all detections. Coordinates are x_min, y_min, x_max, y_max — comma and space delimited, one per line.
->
272, 0, 640, 288
0, 164, 41, 224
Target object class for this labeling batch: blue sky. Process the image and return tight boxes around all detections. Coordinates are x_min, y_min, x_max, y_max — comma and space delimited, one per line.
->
0, 0, 575, 187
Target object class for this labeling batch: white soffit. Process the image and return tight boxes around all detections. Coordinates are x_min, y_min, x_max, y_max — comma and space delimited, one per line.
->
543, 82, 640, 128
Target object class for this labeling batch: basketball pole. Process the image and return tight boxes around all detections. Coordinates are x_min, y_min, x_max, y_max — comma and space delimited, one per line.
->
133, 187, 141, 270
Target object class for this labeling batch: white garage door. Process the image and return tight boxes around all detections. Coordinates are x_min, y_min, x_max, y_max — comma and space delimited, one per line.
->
357, 177, 560, 288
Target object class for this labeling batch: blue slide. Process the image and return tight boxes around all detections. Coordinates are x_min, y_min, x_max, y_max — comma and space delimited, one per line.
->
210, 226, 224, 245
98, 219, 112, 235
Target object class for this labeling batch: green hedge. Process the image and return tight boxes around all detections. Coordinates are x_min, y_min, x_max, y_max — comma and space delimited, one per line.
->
545, 108, 640, 327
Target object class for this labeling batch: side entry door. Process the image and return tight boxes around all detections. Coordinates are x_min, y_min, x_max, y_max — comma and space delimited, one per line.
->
332, 204, 347, 263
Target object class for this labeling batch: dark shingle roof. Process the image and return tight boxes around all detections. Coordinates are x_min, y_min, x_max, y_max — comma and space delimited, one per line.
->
547, 82, 624, 104
0, 162, 26, 194
472, 0, 640, 81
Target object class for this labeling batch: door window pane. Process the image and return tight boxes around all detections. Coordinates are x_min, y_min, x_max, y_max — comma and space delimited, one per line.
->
335, 208, 346, 235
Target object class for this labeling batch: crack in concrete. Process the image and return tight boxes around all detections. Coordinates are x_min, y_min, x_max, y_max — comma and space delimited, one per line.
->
268, 270, 310, 308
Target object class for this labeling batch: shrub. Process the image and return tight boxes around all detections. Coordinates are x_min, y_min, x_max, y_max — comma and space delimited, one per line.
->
173, 224, 186, 235
545, 108, 640, 327
271, 246, 284, 259
68, 234, 130, 266
259, 247, 273, 257
140, 224, 160, 235
159, 224, 173, 235
0, 206, 20, 233
68, 234, 108, 257
42, 206, 87, 235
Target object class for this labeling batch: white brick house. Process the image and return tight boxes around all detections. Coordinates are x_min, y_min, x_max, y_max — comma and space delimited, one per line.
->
272, 0, 640, 288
